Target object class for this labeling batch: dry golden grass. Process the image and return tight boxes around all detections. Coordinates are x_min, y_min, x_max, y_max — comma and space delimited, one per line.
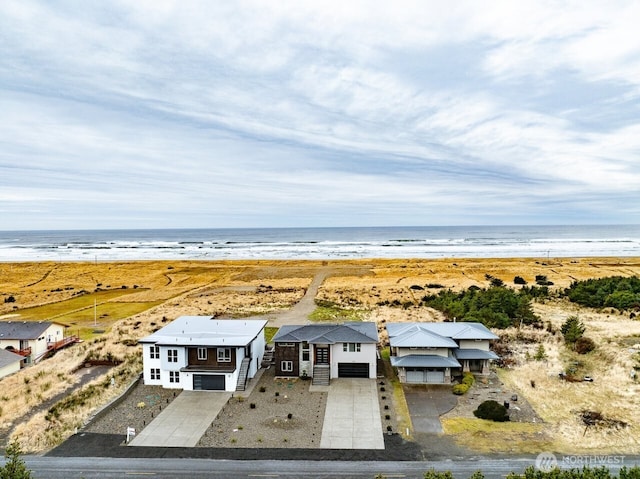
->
2, 258, 640, 453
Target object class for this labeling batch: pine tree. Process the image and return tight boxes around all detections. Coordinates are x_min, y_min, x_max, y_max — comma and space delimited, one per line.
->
561, 315, 586, 346
0, 440, 33, 479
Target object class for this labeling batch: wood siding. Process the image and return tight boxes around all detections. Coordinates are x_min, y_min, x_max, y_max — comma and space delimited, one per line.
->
274, 343, 299, 376
186, 347, 236, 371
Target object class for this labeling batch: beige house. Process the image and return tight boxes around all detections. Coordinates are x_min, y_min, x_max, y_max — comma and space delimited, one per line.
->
0, 321, 69, 364
387, 322, 499, 384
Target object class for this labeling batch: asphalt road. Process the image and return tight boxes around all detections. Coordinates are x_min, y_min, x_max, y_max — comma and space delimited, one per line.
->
15, 456, 640, 479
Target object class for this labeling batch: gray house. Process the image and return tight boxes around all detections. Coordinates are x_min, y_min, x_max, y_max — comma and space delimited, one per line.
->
387, 322, 498, 384
272, 322, 379, 385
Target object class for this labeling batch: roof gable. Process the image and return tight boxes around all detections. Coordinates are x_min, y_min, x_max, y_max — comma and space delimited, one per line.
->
272, 322, 378, 344
387, 322, 497, 348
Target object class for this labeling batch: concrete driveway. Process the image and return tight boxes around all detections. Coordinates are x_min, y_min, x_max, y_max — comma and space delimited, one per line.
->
129, 391, 231, 447
320, 379, 384, 449
403, 384, 457, 434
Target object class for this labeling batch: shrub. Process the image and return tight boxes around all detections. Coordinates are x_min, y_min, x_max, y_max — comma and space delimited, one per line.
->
575, 336, 597, 354
474, 400, 509, 422
4, 295, 16, 303
462, 372, 475, 387
514, 276, 527, 285
452, 383, 470, 395
0, 439, 33, 478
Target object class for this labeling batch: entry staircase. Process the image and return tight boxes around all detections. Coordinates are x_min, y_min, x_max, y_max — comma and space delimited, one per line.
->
312, 364, 330, 386
236, 357, 251, 391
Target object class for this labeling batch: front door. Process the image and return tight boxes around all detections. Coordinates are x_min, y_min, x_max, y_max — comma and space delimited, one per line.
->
315, 346, 329, 365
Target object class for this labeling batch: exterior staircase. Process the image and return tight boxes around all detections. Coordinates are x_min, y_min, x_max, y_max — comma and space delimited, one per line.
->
236, 357, 251, 391
312, 364, 330, 386
261, 347, 274, 368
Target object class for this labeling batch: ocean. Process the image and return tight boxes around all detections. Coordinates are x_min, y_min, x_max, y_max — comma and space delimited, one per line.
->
0, 225, 639, 261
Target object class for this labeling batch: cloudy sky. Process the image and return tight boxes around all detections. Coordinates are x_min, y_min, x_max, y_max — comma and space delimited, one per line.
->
1, 1, 639, 230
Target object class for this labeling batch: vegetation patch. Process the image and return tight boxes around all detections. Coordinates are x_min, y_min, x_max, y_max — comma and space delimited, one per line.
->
309, 300, 367, 322
442, 417, 549, 454
421, 286, 541, 328
564, 276, 640, 310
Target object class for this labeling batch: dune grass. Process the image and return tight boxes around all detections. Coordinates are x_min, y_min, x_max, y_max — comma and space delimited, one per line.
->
442, 417, 551, 453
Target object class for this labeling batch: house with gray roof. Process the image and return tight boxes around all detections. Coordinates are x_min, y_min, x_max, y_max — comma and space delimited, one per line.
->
386, 322, 499, 384
0, 348, 24, 379
272, 322, 379, 385
0, 320, 69, 364
139, 316, 267, 392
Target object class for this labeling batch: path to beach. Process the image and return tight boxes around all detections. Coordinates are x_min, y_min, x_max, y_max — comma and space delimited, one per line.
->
264, 268, 330, 327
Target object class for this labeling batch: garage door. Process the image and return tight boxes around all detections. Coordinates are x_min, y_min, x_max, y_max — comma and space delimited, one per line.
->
426, 370, 445, 383
338, 363, 369, 378
193, 374, 225, 390
406, 369, 425, 383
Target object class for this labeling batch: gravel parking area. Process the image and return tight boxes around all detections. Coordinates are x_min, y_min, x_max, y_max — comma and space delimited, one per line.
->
442, 371, 542, 423
198, 367, 327, 448
84, 380, 178, 438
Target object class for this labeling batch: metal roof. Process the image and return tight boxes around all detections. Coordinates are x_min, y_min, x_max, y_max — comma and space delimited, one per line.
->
139, 316, 267, 347
0, 348, 24, 369
391, 354, 461, 368
272, 322, 378, 344
0, 321, 62, 340
454, 348, 499, 360
386, 322, 498, 349
387, 326, 458, 348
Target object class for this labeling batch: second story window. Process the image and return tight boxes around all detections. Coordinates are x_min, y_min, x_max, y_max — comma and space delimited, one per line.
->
167, 349, 178, 363
217, 347, 232, 362
150, 345, 159, 359
343, 343, 361, 352
197, 347, 207, 361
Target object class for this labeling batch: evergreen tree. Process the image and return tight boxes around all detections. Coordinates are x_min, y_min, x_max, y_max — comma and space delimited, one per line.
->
561, 315, 586, 346
0, 440, 33, 479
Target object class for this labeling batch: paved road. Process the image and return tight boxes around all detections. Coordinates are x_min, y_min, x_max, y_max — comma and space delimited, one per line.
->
18, 456, 640, 479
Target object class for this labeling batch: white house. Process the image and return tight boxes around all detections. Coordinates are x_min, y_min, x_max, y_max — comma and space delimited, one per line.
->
0, 321, 68, 364
272, 322, 379, 385
387, 322, 499, 384
139, 316, 267, 392
0, 348, 24, 379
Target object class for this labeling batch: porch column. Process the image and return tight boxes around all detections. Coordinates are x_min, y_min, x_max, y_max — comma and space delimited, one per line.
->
463, 360, 470, 373
481, 360, 490, 375
444, 367, 451, 383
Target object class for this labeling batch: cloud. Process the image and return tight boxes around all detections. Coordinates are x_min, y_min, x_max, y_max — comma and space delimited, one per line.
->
0, 0, 639, 229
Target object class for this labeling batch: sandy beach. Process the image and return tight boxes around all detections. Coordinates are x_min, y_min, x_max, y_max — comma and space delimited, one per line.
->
1, 257, 640, 454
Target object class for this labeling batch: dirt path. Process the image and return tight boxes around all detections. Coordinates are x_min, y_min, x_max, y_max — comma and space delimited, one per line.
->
264, 269, 330, 327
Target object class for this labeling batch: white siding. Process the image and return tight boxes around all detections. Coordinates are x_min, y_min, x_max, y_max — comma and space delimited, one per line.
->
142, 344, 162, 385
458, 339, 490, 351
331, 343, 377, 378
0, 360, 21, 379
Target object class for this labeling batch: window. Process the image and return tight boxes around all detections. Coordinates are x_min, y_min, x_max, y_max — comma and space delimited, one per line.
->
197, 347, 207, 361
169, 371, 180, 383
150, 345, 159, 359
343, 343, 361, 352
150, 368, 160, 380
279, 342, 295, 347
167, 349, 178, 363
301, 341, 310, 361
281, 361, 293, 372
217, 348, 232, 362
